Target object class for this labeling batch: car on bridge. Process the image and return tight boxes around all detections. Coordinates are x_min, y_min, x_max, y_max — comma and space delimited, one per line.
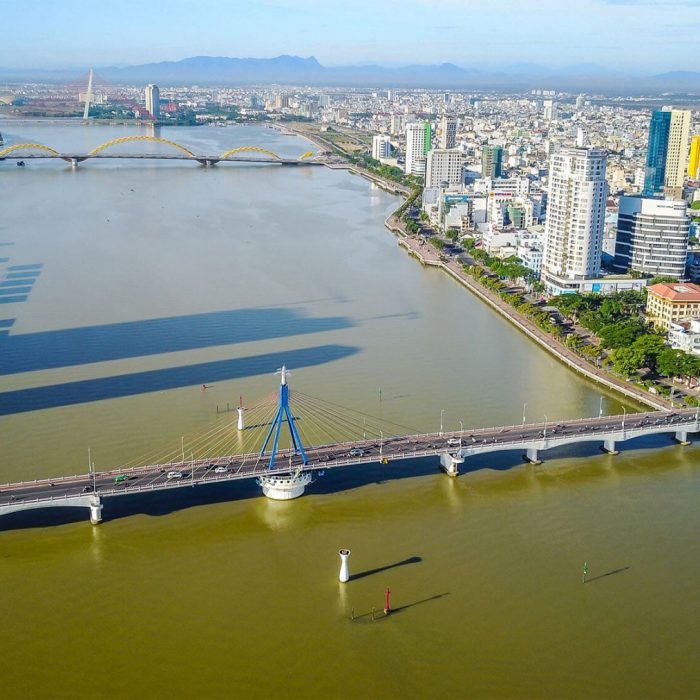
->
348, 448, 365, 457
167, 471, 183, 479
214, 466, 229, 474
446, 438, 462, 447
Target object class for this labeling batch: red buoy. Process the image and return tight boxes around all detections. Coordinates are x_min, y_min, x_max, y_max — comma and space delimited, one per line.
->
384, 587, 391, 615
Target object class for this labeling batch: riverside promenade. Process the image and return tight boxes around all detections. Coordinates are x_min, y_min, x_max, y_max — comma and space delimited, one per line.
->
386, 217, 670, 411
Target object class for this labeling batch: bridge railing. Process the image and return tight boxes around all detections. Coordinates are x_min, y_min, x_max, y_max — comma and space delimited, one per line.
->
2, 410, 696, 494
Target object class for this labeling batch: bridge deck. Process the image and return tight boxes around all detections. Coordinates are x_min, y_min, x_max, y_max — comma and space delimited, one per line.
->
1, 409, 696, 513
1, 154, 324, 164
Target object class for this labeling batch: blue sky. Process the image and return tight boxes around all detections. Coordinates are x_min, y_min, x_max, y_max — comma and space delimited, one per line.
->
2, 0, 698, 71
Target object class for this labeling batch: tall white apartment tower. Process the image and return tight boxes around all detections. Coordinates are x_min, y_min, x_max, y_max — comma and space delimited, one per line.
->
439, 114, 457, 149
664, 109, 691, 199
405, 123, 427, 176
145, 84, 160, 118
542, 147, 608, 289
371, 135, 392, 160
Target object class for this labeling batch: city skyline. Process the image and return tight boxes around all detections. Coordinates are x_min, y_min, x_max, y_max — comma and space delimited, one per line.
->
3, 0, 700, 73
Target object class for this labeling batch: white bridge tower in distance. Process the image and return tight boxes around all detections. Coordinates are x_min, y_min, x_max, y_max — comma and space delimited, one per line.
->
82, 68, 94, 121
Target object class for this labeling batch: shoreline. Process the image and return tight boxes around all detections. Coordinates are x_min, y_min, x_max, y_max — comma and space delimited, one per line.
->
385, 214, 669, 411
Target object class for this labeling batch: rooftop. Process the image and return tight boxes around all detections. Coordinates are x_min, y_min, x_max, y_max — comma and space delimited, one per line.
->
648, 283, 700, 302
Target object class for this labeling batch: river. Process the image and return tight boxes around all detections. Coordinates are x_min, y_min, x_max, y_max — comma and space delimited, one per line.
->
0, 122, 698, 699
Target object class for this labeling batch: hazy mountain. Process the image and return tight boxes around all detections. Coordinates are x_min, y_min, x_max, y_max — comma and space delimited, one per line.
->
1, 55, 699, 92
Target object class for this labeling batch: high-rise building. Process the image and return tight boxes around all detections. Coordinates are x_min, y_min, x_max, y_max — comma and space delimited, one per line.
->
541, 147, 608, 289
613, 196, 690, 278
145, 84, 160, 119
643, 110, 671, 196
405, 122, 430, 177
439, 114, 457, 149
390, 114, 403, 136
576, 94, 585, 110
423, 122, 432, 154
481, 146, 503, 178
665, 109, 691, 198
643, 109, 691, 198
543, 99, 558, 121
688, 135, 700, 180
371, 135, 392, 161
425, 149, 464, 188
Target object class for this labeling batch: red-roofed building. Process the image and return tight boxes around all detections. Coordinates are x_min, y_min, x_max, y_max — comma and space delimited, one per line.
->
646, 282, 700, 330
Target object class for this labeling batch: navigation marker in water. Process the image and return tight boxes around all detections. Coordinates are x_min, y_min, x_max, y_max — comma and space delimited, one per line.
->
582, 561, 588, 583
237, 395, 246, 431
339, 549, 351, 583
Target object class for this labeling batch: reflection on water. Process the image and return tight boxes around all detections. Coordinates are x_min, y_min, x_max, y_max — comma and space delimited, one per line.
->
0, 124, 698, 699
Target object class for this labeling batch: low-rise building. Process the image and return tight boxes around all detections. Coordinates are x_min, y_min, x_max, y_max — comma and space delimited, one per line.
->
668, 318, 700, 356
646, 282, 700, 330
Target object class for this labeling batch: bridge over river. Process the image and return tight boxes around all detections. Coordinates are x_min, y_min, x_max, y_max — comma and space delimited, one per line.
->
1, 367, 697, 525
0, 136, 326, 167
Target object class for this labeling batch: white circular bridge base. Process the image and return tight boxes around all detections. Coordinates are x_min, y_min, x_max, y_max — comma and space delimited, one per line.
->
258, 472, 313, 500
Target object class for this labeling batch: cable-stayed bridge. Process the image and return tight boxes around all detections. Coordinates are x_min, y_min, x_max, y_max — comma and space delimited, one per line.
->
0, 367, 698, 525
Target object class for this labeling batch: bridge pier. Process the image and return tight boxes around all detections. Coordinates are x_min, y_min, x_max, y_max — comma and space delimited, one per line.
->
524, 447, 542, 465
70, 158, 79, 168
89, 496, 103, 525
258, 472, 312, 500
674, 430, 691, 446
601, 438, 619, 455
197, 159, 219, 167
440, 452, 464, 477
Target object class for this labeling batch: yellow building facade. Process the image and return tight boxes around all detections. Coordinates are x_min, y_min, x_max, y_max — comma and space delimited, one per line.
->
646, 283, 700, 330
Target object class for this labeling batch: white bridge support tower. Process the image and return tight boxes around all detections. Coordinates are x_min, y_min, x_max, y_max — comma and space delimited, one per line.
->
82, 68, 94, 121
256, 366, 313, 500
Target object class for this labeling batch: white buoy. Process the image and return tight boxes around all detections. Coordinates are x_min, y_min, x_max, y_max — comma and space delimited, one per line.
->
339, 549, 351, 583
237, 396, 245, 431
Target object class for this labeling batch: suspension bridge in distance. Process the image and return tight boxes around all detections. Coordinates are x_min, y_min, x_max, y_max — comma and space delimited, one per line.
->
0, 136, 327, 168
0, 366, 698, 525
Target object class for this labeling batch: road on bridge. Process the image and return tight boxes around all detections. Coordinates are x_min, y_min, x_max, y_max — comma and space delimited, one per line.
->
0, 409, 694, 509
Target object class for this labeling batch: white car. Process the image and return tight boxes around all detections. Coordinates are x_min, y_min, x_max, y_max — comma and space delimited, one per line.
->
348, 448, 365, 457
166, 470, 183, 479
446, 438, 462, 447
214, 466, 229, 474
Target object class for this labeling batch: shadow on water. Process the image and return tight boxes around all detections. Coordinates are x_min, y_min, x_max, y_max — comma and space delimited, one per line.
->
0, 344, 359, 415
349, 556, 422, 581
0, 306, 354, 375
0, 479, 263, 532
351, 592, 450, 622
458, 432, 688, 474
585, 566, 630, 583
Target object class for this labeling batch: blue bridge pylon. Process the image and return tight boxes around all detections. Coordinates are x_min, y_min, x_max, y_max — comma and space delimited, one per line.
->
259, 366, 308, 470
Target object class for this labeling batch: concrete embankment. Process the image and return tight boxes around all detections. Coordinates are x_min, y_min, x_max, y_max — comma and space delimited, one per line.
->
390, 229, 669, 411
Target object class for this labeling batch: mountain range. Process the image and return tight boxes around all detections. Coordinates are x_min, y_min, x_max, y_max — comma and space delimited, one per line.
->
2, 55, 700, 93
